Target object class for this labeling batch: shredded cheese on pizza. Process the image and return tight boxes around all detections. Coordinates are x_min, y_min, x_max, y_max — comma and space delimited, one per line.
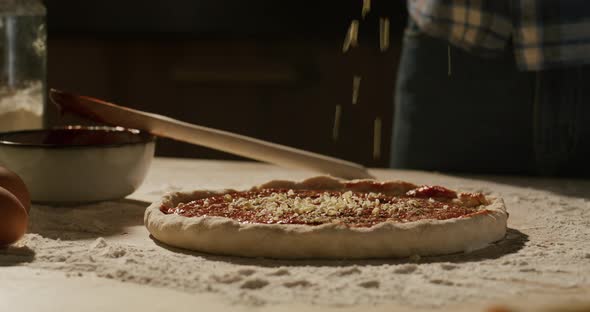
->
162, 187, 489, 227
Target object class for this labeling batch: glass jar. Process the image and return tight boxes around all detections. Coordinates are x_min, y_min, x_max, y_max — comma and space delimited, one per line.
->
0, 0, 46, 132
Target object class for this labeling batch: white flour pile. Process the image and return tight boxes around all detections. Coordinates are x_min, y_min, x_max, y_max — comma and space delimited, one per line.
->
2, 175, 590, 309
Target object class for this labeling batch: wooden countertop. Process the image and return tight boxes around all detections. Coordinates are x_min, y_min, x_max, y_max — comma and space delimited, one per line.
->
1, 158, 589, 312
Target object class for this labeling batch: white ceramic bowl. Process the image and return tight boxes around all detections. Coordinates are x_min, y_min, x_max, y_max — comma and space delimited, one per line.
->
0, 126, 155, 204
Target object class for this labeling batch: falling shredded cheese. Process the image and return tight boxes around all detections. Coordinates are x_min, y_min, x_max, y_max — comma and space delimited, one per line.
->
379, 17, 390, 52
448, 45, 452, 76
373, 117, 382, 160
362, 0, 371, 19
352, 75, 361, 105
342, 20, 359, 53
332, 105, 342, 141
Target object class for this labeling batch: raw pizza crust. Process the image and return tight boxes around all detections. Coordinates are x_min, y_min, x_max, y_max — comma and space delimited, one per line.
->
144, 176, 508, 259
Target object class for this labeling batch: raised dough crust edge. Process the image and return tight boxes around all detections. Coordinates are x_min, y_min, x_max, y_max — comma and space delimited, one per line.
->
144, 176, 508, 259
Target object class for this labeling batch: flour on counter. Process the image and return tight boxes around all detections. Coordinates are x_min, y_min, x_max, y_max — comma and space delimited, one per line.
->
2, 175, 590, 309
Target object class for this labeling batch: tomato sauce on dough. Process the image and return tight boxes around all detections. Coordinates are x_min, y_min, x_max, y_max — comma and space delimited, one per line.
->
161, 186, 487, 228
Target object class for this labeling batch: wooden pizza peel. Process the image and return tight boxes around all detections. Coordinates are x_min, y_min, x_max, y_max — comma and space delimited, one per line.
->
49, 89, 373, 180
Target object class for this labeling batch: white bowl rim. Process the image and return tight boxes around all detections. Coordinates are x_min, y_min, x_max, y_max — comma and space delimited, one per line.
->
0, 125, 156, 149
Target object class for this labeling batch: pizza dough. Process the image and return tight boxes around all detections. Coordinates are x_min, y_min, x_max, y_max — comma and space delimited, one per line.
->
144, 176, 508, 259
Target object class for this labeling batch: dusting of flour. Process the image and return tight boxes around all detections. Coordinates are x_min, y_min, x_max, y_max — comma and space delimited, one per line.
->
2, 174, 590, 309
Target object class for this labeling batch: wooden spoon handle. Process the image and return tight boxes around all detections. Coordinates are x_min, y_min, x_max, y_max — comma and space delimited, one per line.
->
49, 89, 373, 179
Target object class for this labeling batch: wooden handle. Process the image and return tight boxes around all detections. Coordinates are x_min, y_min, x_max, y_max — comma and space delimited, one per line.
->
49, 89, 373, 180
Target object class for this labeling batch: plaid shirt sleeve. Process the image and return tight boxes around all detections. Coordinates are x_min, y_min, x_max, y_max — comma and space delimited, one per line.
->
409, 0, 590, 71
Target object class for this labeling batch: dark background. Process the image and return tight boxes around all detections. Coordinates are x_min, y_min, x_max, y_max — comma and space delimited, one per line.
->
45, 0, 408, 167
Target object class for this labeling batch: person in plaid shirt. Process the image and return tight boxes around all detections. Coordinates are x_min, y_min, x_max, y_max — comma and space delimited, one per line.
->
390, 0, 590, 176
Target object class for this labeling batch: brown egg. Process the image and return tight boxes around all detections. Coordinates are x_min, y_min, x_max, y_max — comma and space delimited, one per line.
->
0, 166, 31, 213
0, 186, 28, 247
